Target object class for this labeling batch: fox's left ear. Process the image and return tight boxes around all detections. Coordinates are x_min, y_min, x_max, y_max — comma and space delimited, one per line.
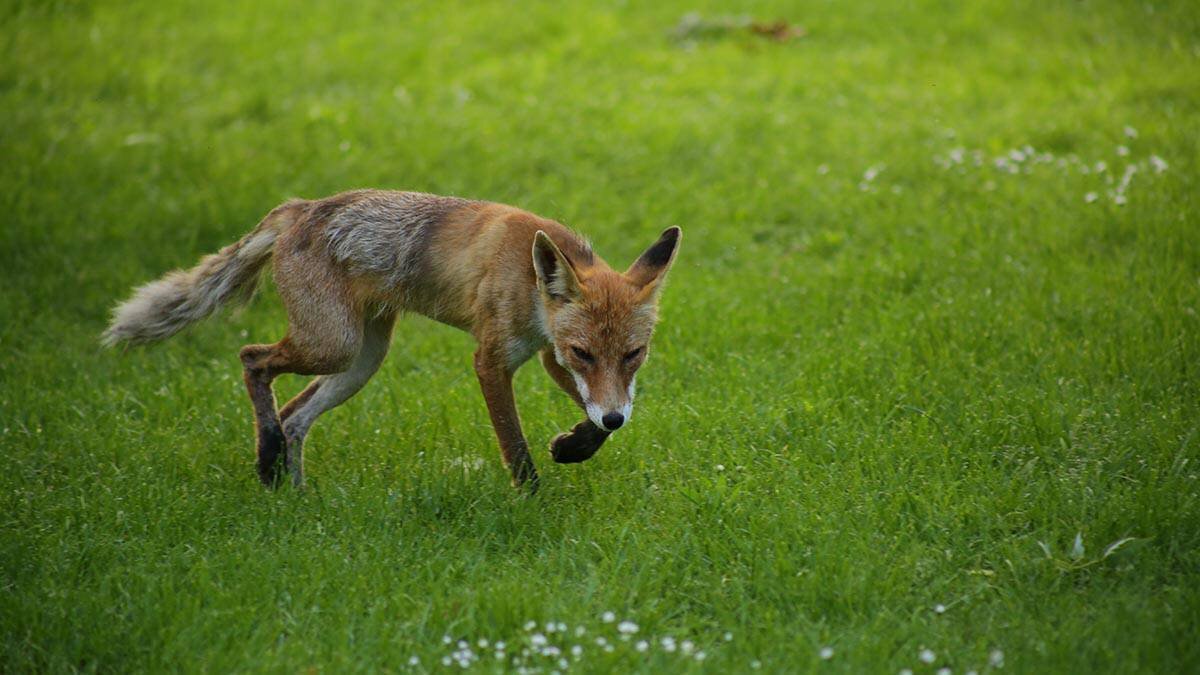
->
626, 226, 681, 297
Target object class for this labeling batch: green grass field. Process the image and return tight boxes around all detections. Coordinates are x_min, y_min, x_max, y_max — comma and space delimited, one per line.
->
3, 0, 1199, 672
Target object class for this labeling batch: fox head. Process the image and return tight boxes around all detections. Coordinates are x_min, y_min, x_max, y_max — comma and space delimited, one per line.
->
532, 227, 681, 433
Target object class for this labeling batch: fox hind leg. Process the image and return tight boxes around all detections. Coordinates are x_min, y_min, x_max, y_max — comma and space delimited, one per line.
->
278, 313, 395, 486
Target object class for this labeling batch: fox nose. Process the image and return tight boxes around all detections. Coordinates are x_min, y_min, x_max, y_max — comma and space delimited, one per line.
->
601, 412, 625, 430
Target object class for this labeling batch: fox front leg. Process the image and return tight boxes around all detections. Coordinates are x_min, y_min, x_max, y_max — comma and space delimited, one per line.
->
539, 349, 611, 463
473, 347, 539, 490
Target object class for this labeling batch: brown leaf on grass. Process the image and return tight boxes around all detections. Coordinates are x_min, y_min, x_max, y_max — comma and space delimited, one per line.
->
748, 20, 807, 42
672, 13, 807, 45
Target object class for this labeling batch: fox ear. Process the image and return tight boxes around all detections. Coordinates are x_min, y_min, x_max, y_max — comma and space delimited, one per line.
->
626, 226, 681, 295
532, 231, 583, 302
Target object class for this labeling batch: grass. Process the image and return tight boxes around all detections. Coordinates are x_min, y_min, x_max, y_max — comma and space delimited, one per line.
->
2, 0, 1199, 672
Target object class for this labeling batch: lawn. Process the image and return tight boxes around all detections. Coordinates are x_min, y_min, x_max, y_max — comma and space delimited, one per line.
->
2, 0, 1198, 672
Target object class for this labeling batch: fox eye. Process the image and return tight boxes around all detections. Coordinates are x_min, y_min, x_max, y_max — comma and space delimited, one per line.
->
571, 346, 595, 363
624, 347, 644, 362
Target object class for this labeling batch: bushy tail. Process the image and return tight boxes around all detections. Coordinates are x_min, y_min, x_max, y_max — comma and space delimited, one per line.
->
101, 201, 304, 347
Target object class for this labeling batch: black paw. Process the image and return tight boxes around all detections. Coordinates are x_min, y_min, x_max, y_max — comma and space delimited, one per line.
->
549, 421, 610, 464
255, 423, 287, 488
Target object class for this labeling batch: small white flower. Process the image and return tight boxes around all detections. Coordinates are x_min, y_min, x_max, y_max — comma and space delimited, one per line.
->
989, 649, 1005, 667
477, 638, 489, 648
1009, 149, 1026, 162
442, 635, 452, 645
661, 637, 677, 652
934, 603, 947, 614
636, 640, 649, 652
937, 668, 952, 675
1150, 155, 1168, 173
457, 640, 468, 649
575, 625, 586, 637
604, 644, 614, 653
617, 621, 639, 634
594, 637, 607, 646
920, 648, 936, 664
1116, 145, 1130, 157
817, 164, 830, 175
716, 464, 725, 471
495, 641, 506, 651
1113, 194, 1127, 205
724, 632, 733, 641
966, 670, 979, 675
695, 651, 707, 661
531, 633, 547, 647
1095, 160, 1107, 173
751, 660, 763, 669
681, 640, 695, 654
441, 657, 452, 666
558, 658, 569, 669
1124, 125, 1138, 139
601, 611, 616, 623
819, 646, 835, 660
571, 644, 583, 657
524, 621, 536, 631
900, 670, 913, 675
1085, 192, 1098, 203
408, 656, 419, 666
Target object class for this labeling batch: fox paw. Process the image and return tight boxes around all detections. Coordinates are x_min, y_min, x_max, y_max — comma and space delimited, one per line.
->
549, 421, 609, 464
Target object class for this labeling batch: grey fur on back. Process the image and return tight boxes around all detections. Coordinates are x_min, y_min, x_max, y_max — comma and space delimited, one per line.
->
324, 191, 479, 288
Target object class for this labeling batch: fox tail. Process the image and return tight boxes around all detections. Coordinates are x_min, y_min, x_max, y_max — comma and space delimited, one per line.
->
101, 200, 304, 347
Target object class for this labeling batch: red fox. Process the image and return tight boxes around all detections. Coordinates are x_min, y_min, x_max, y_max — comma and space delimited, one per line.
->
103, 190, 680, 490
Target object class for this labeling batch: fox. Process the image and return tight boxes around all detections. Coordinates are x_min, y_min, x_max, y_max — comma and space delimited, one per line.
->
102, 190, 681, 490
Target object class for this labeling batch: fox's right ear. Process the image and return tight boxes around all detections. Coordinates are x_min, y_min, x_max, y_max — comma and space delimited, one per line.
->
532, 231, 583, 302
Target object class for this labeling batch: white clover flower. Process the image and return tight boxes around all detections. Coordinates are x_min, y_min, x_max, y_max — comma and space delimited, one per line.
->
989, 649, 1005, 667
920, 648, 936, 664
477, 638, 489, 648
695, 651, 707, 661
1085, 192, 1099, 203
441, 656, 452, 666
571, 644, 583, 657
661, 637, 677, 652
716, 464, 725, 471
575, 625, 586, 637
1009, 149, 1026, 162
408, 656, 419, 666
751, 660, 763, 669
900, 670, 913, 675
594, 637, 607, 646
820, 646, 835, 660
1095, 160, 1107, 173
636, 640, 649, 652
495, 641, 506, 651
1150, 155, 1168, 173
458, 640, 468, 649
1124, 125, 1138, 138
1116, 145, 1130, 157
1113, 194, 1127, 205
937, 668, 952, 675
724, 632, 734, 641
617, 621, 639, 634
681, 640, 695, 654
443, 635, 453, 645
934, 604, 946, 614
524, 621, 536, 631
531, 633, 547, 647
601, 611, 616, 623
558, 658, 569, 669
604, 644, 614, 653
817, 164, 830, 175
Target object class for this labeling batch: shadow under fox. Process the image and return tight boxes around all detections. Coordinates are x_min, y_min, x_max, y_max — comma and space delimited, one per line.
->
104, 190, 681, 489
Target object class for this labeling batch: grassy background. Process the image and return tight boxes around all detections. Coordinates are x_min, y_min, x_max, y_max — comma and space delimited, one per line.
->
2, 0, 1198, 672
